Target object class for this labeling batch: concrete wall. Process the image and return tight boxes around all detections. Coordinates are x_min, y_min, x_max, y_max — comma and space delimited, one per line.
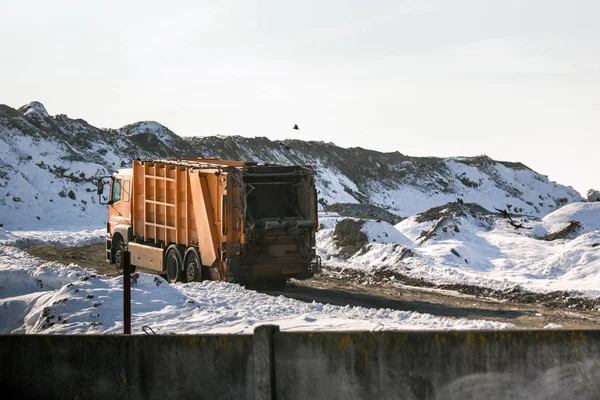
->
273, 330, 600, 400
2, 329, 600, 400
1, 334, 254, 400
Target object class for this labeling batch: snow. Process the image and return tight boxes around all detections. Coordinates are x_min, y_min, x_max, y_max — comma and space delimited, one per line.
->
116, 168, 133, 176
0, 228, 516, 335
0, 126, 110, 229
542, 202, 600, 234
18, 101, 50, 118
366, 159, 581, 218
543, 323, 564, 329
0, 228, 107, 248
362, 220, 413, 246
118, 121, 177, 144
395, 217, 435, 241
315, 164, 361, 205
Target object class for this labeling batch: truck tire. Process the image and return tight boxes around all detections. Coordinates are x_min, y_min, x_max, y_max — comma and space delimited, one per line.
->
114, 237, 125, 273
165, 246, 183, 283
183, 248, 202, 283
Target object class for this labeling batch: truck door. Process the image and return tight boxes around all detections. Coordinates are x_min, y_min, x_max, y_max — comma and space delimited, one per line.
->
108, 175, 132, 232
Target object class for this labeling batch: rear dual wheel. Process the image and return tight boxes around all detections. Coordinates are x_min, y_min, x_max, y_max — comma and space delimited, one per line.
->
183, 248, 202, 283
165, 246, 204, 283
165, 246, 183, 283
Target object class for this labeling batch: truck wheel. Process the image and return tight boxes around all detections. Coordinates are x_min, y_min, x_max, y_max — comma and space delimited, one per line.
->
165, 246, 183, 283
183, 248, 202, 283
114, 238, 125, 273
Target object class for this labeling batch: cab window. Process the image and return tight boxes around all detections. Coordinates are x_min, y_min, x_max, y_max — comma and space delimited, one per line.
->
111, 179, 122, 203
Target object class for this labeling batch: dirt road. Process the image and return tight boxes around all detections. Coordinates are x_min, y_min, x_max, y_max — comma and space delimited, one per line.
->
25, 244, 600, 329
281, 278, 600, 329
26, 244, 157, 276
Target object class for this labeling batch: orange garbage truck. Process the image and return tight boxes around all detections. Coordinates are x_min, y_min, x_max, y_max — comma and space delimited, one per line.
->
99, 159, 321, 289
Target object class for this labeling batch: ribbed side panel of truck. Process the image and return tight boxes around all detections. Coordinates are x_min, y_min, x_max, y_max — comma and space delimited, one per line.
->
130, 160, 236, 278
132, 161, 195, 246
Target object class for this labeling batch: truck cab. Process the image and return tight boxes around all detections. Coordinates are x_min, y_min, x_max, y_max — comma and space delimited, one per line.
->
104, 169, 133, 270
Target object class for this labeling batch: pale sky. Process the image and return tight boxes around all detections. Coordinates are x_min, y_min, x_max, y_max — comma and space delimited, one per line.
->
1, 0, 598, 196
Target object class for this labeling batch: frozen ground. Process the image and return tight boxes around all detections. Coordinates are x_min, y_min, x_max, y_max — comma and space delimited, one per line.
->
0, 228, 515, 335
3, 201, 598, 335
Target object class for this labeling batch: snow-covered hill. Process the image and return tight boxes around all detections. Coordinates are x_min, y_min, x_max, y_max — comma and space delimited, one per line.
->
0, 101, 583, 229
190, 136, 583, 218
0, 103, 195, 229
118, 121, 182, 148
319, 202, 600, 298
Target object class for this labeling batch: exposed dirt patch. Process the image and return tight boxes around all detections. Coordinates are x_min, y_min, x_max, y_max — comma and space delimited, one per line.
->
542, 221, 583, 241
332, 219, 368, 257
282, 268, 600, 329
27, 244, 110, 271
284, 276, 600, 330
415, 202, 494, 223
320, 265, 600, 312
324, 203, 404, 224
25, 244, 156, 277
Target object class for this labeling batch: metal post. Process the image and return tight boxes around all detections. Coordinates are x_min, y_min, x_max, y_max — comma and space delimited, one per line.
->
123, 251, 131, 335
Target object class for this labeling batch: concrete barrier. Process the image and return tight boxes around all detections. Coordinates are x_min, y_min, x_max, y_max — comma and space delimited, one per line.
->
2, 329, 600, 399
273, 330, 600, 400
1, 334, 255, 399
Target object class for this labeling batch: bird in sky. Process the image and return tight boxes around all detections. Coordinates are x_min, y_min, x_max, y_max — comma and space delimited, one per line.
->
293, 124, 299, 130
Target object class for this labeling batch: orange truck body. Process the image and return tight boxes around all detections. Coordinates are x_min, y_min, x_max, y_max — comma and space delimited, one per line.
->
105, 159, 320, 287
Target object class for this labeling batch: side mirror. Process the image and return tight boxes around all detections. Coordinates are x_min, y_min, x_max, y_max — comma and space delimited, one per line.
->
97, 176, 113, 205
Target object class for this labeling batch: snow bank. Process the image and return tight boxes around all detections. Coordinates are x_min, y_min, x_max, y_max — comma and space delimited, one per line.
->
542, 202, 600, 234
530, 232, 600, 289
362, 220, 413, 246
0, 228, 106, 248
17, 273, 514, 335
